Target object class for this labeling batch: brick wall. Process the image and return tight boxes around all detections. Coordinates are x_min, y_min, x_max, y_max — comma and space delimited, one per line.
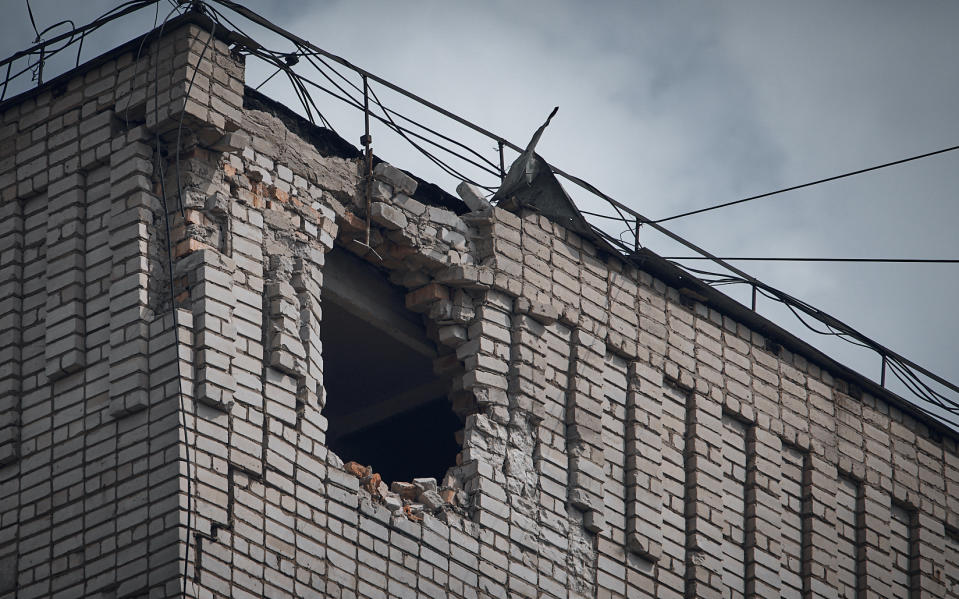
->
1, 15, 958, 599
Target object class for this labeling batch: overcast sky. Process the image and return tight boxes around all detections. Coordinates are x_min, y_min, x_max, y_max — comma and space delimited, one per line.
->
3, 1, 958, 428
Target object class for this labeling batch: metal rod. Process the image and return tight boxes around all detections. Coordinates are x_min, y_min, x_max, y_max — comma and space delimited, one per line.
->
1, 61, 10, 101
37, 47, 44, 86
881, 354, 887, 387
634, 219, 640, 253
751, 285, 757, 311
363, 74, 372, 247
76, 29, 85, 67
498, 140, 505, 182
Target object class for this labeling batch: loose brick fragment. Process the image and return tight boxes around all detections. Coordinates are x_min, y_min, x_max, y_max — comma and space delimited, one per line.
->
402, 504, 423, 522
391, 481, 418, 501
373, 162, 418, 195
514, 296, 559, 325
419, 489, 445, 511
363, 472, 383, 497
370, 201, 408, 230
343, 461, 370, 479
413, 477, 437, 493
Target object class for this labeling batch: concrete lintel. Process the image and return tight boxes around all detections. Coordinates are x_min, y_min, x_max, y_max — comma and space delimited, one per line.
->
323, 248, 436, 358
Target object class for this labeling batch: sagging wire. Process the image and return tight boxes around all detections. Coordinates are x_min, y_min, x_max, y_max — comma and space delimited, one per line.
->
205, 0, 959, 426
368, 82, 492, 188
2, 0, 160, 99
886, 359, 959, 428
301, 49, 501, 174
755, 286, 873, 349
0, 0, 161, 106
890, 355, 956, 412
888, 359, 942, 411
664, 251, 959, 422
202, 0, 505, 190
13, 14, 80, 86
254, 65, 281, 90
202, 2, 334, 130
230, 25, 504, 187
11, 1, 955, 431
295, 45, 500, 185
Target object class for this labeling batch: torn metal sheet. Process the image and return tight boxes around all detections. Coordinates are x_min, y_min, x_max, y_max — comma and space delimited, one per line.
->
492, 107, 595, 238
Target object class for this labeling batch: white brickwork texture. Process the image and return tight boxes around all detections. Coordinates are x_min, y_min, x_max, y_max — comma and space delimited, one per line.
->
0, 15, 957, 599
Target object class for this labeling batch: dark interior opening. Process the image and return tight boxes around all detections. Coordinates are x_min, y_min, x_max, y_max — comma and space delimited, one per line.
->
321, 247, 461, 485
328, 398, 462, 483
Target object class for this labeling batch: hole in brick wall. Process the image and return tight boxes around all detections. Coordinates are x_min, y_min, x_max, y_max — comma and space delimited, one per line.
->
321, 247, 461, 484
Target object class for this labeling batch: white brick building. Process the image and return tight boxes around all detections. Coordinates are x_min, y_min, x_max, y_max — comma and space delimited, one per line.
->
1, 11, 957, 599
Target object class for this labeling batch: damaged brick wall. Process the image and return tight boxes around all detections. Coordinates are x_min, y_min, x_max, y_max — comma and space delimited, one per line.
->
2, 15, 959, 599
0, 18, 245, 598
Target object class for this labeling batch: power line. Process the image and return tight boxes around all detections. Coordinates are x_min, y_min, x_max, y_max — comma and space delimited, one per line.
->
22, 0, 951, 429
654, 143, 959, 224
662, 257, 959, 263
194, 1, 959, 433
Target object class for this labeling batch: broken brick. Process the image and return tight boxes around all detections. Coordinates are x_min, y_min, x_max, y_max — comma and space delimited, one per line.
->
338, 211, 366, 233
271, 186, 289, 203
390, 481, 418, 501
405, 283, 450, 312
412, 477, 437, 493
343, 461, 370, 479
174, 238, 215, 259
363, 472, 383, 497
370, 201, 408, 230
384, 494, 403, 511
418, 490, 445, 511
402, 504, 423, 522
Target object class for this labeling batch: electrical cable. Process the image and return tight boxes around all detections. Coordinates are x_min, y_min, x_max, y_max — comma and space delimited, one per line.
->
12, 1, 957, 441
0, 0, 160, 105
294, 49, 501, 182
25, 0, 41, 41
253, 65, 281, 90
580, 209, 632, 221
655, 143, 959, 224
662, 257, 959, 263
205, 0, 505, 188
303, 49, 501, 173
368, 82, 492, 186
288, 66, 334, 130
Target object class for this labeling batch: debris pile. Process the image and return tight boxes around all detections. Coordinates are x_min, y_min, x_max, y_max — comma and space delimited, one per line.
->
341, 461, 468, 522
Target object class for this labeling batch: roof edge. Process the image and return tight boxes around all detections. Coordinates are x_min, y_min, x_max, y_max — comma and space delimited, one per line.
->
630, 247, 956, 442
